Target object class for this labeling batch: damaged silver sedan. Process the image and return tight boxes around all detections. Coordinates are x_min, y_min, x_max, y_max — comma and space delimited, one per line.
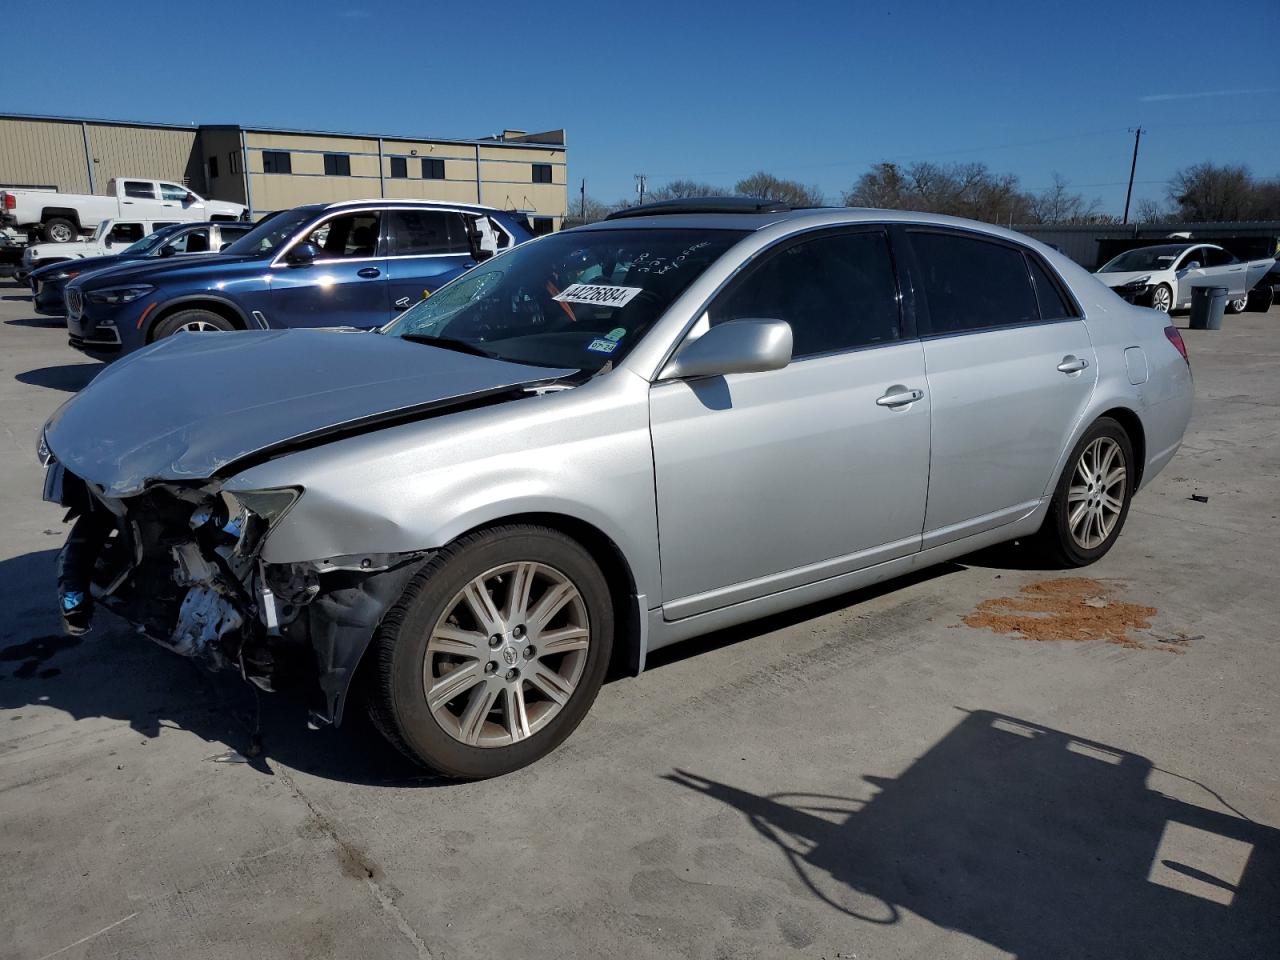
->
39, 201, 1193, 778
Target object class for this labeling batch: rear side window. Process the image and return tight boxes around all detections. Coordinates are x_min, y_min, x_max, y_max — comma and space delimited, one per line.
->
123, 180, 156, 199
909, 231, 1037, 334
711, 230, 901, 358
386, 209, 470, 256
1028, 257, 1076, 321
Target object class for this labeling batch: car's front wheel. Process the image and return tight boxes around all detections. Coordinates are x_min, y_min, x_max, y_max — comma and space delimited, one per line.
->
152, 309, 236, 340
1037, 417, 1135, 567
1226, 295, 1248, 313
1149, 283, 1173, 313
368, 524, 613, 779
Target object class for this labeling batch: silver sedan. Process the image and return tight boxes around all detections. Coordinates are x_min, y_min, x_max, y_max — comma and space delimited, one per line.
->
40, 200, 1194, 778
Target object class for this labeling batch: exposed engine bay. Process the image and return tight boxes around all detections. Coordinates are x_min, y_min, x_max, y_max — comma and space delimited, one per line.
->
48, 463, 427, 725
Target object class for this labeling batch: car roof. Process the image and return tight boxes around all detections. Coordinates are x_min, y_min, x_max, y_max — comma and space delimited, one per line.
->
320, 198, 510, 214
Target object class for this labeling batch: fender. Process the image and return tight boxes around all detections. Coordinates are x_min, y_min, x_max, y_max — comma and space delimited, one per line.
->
143, 293, 252, 338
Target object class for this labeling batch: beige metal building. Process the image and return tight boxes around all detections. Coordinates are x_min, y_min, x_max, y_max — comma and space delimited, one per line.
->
0, 113, 568, 231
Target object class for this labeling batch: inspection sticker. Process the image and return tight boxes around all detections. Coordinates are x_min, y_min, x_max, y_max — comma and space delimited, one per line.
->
553, 283, 643, 308
586, 338, 619, 354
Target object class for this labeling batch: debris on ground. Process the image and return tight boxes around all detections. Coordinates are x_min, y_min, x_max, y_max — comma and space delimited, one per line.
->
1190, 494, 1209, 503
962, 578, 1165, 649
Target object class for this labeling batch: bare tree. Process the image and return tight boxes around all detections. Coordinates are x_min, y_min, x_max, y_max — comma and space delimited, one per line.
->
1168, 163, 1254, 221
842, 162, 909, 208
1027, 173, 1101, 224
648, 179, 728, 201
842, 161, 1033, 224
734, 172, 825, 207
1134, 197, 1172, 224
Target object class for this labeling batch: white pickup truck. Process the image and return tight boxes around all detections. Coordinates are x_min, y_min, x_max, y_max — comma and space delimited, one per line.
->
0, 178, 245, 243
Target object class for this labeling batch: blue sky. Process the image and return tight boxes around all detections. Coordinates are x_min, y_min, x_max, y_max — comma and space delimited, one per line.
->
5, 0, 1278, 215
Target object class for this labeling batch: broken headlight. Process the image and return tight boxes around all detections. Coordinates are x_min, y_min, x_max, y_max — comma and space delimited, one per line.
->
223, 487, 302, 553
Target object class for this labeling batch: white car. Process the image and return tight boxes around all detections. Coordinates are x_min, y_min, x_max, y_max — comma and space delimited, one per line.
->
1095, 243, 1275, 313
18, 218, 181, 280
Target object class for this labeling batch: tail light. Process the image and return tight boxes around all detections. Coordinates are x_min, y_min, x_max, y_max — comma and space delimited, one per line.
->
1164, 325, 1190, 366
2, 193, 14, 210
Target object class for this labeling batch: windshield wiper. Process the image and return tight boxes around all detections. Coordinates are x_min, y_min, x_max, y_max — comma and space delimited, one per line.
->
398, 333, 500, 359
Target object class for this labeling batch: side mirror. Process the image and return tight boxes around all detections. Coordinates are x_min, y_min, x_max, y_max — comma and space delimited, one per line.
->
1184, 261, 1200, 271
659, 318, 792, 380
158, 244, 177, 258
285, 242, 319, 267
185, 192, 197, 204
103, 237, 113, 248
219, 242, 232, 252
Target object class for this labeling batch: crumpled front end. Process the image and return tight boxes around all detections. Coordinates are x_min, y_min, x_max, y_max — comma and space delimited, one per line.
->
44, 458, 427, 725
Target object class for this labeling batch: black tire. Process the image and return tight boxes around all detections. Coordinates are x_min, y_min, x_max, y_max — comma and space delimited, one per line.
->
151, 309, 235, 340
1149, 283, 1173, 313
368, 524, 614, 779
42, 217, 78, 243
1037, 417, 1135, 568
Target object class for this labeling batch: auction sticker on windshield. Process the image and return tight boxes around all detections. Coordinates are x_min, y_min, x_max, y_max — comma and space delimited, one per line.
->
553, 283, 644, 308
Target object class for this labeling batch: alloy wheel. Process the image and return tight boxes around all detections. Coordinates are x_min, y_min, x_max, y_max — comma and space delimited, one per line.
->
1150, 286, 1172, 312
423, 562, 590, 747
181, 320, 222, 332
1067, 437, 1127, 550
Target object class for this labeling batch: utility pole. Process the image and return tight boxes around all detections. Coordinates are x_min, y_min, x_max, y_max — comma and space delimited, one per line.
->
1122, 127, 1143, 225
634, 173, 647, 205
580, 178, 586, 220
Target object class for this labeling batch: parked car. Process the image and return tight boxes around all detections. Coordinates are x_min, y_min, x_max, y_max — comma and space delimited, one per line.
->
1, 178, 246, 243
1095, 242, 1274, 313
18, 218, 188, 282
63, 200, 531, 356
39, 199, 1193, 778
29, 221, 253, 316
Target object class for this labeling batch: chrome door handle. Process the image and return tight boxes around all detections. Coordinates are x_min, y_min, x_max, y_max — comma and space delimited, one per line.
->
1057, 356, 1089, 374
876, 386, 924, 407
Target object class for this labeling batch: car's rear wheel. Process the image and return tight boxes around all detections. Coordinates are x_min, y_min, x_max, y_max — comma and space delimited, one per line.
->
368, 524, 613, 779
1149, 283, 1173, 313
152, 309, 235, 340
1037, 417, 1135, 567
43, 218, 77, 243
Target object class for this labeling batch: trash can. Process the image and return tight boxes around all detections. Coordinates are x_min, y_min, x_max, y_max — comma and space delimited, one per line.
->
1189, 286, 1228, 330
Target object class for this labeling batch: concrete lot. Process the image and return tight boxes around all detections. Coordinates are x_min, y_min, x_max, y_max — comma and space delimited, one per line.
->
0, 282, 1276, 960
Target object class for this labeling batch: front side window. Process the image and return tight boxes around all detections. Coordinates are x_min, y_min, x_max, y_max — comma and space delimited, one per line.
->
324, 153, 351, 177
123, 181, 156, 199
422, 157, 445, 180
122, 225, 182, 255
222, 206, 319, 257
1203, 246, 1237, 267
909, 231, 1038, 335
532, 163, 553, 184
262, 151, 292, 175
303, 212, 380, 259
382, 228, 746, 372
159, 183, 190, 201
168, 228, 211, 254
387, 209, 469, 256
711, 230, 901, 357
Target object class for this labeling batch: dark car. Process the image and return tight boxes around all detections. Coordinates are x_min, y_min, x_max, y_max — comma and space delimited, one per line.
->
64, 201, 533, 357
30, 221, 253, 316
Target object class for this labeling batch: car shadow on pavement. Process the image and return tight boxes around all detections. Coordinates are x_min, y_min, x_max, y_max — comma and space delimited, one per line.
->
6, 316, 63, 328
15, 362, 105, 393
666, 709, 1280, 960
0, 548, 445, 787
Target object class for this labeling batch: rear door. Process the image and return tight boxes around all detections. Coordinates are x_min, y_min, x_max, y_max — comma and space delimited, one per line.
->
649, 226, 931, 618
383, 208, 477, 314
906, 229, 1098, 548
269, 210, 389, 328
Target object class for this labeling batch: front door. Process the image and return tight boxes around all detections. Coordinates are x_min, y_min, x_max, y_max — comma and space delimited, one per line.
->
383, 208, 477, 314
649, 227, 931, 620
269, 211, 389, 328
905, 229, 1099, 547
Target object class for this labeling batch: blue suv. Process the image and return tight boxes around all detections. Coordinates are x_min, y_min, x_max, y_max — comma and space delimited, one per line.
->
65, 200, 533, 357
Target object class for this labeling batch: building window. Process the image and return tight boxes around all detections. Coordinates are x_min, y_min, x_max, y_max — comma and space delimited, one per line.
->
531, 217, 554, 236
422, 157, 445, 180
208, 156, 219, 180
390, 156, 408, 179
532, 163, 553, 184
229, 151, 242, 175
324, 153, 351, 177
262, 151, 292, 175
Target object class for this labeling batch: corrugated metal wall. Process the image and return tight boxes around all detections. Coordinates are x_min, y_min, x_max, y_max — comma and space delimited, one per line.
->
0, 117, 91, 191
86, 124, 202, 193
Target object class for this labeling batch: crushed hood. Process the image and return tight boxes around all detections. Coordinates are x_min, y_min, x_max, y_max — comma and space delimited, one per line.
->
44, 329, 572, 496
